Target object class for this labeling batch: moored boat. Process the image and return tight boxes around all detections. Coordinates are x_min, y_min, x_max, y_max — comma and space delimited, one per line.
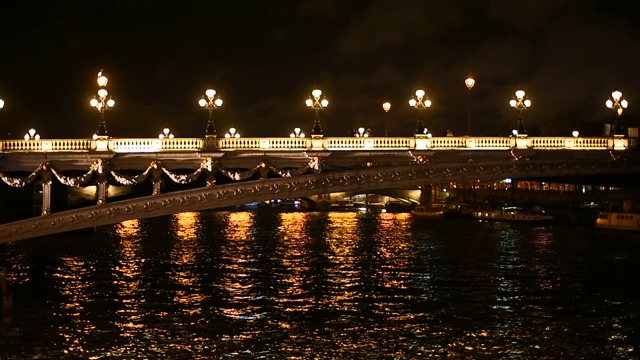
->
444, 203, 473, 218
595, 201, 640, 232
331, 199, 355, 210
411, 204, 446, 218
473, 206, 553, 222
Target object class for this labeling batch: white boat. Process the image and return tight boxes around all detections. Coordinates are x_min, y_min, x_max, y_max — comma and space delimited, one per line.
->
473, 206, 553, 222
595, 212, 640, 232
595, 201, 640, 232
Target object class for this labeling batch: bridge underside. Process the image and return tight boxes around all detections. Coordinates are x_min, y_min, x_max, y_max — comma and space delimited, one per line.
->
1, 148, 639, 243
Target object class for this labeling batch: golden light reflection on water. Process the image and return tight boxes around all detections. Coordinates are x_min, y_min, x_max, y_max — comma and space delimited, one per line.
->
169, 212, 205, 309
277, 212, 312, 301
326, 212, 360, 258
54, 256, 95, 355
224, 211, 254, 240
113, 219, 145, 341
171, 212, 201, 241
220, 211, 265, 322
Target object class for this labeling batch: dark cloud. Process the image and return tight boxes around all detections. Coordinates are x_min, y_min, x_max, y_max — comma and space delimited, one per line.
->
0, 0, 638, 139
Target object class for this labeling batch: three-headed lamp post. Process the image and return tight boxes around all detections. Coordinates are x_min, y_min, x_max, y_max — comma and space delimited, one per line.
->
159, 128, 175, 139
409, 89, 431, 134
306, 89, 328, 135
605, 90, 628, 136
509, 89, 531, 135
199, 88, 223, 137
290, 127, 305, 138
90, 70, 115, 138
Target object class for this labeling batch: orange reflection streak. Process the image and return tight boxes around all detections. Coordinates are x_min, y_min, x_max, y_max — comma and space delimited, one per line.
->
116, 219, 141, 238
225, 212, 254, 241
324, 212, 361, 307
113, 219, 145, 341
53, 256, 95, 354
278, 212, 311, 300
172, 212, 201, 241
380, 213, 414, 293
169, 213, 204, 289
326, 212, 359, 257
220, 212, 262, 322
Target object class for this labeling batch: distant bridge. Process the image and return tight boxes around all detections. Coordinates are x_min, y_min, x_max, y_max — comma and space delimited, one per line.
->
0, 134, 639, 242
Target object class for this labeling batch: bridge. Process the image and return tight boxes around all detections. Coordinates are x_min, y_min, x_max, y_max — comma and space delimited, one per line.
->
1, 134, 639, 243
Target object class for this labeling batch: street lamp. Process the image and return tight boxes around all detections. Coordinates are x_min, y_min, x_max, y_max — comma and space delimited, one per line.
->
605, 90, 628, 136
306, 89, 329, 135
409, 89, 432, 134
290, 127, 305, 138
199, 88, 223, 137
224, 127, 240, 138
465, 72, 476, 134
354, 127, 371, 137
382, 101, 391, 136
90, 69, 115, 137
24, 128, 40, 141
0, 97, 4, 110
509, 89, 531, 135
159, 128, 174, 139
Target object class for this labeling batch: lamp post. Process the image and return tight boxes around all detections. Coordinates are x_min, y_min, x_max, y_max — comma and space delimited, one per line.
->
354, 127, 371, 137
509, 89, 531, 135
465, 72, 476, 135
199, 88, 223, 137
306, 89, 328, 135
90, 70, 115, 137
290, 127, 305, 138
382, 101, 391, 136
159, 128, 175, 139
24, 128, 40, 141
224, 127, 240, 138
409, 89, 432, 134
605, 90, 628, 136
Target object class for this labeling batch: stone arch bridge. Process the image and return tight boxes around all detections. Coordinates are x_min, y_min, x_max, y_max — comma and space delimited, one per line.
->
1, 145, 639, 243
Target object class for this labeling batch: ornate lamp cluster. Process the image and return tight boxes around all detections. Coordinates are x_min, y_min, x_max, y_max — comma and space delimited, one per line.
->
306, 89, 329, 135
198, 88, 223, 137
24, 128, 40, 141
224, 127, 240, 139
606, 90, 629, 135
90, 70, 115, 138
409, 89, 432, 134
354, 127, 371, 137
290, 127, 305, 138
158, 128, 174, 139
509, 90, 532, 135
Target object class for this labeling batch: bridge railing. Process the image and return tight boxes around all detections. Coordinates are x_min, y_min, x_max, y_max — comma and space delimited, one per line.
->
0, 135, 629, 153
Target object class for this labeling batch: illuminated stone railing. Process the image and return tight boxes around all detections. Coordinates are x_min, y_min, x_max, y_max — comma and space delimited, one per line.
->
0, 139, 93, 152
0, 135, 629, 153
109, 138, 204, 153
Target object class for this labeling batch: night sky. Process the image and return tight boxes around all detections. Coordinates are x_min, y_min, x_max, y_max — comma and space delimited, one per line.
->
0, 0, 638, 139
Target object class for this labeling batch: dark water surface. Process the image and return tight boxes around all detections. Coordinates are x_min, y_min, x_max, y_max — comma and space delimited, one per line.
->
1, 209, 639, 359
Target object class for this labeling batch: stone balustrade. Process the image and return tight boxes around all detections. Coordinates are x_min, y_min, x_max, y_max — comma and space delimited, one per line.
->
0, 135, 630, 153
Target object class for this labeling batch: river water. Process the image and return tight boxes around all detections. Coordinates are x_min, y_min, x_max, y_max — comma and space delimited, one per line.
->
1, 208, 639, 359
